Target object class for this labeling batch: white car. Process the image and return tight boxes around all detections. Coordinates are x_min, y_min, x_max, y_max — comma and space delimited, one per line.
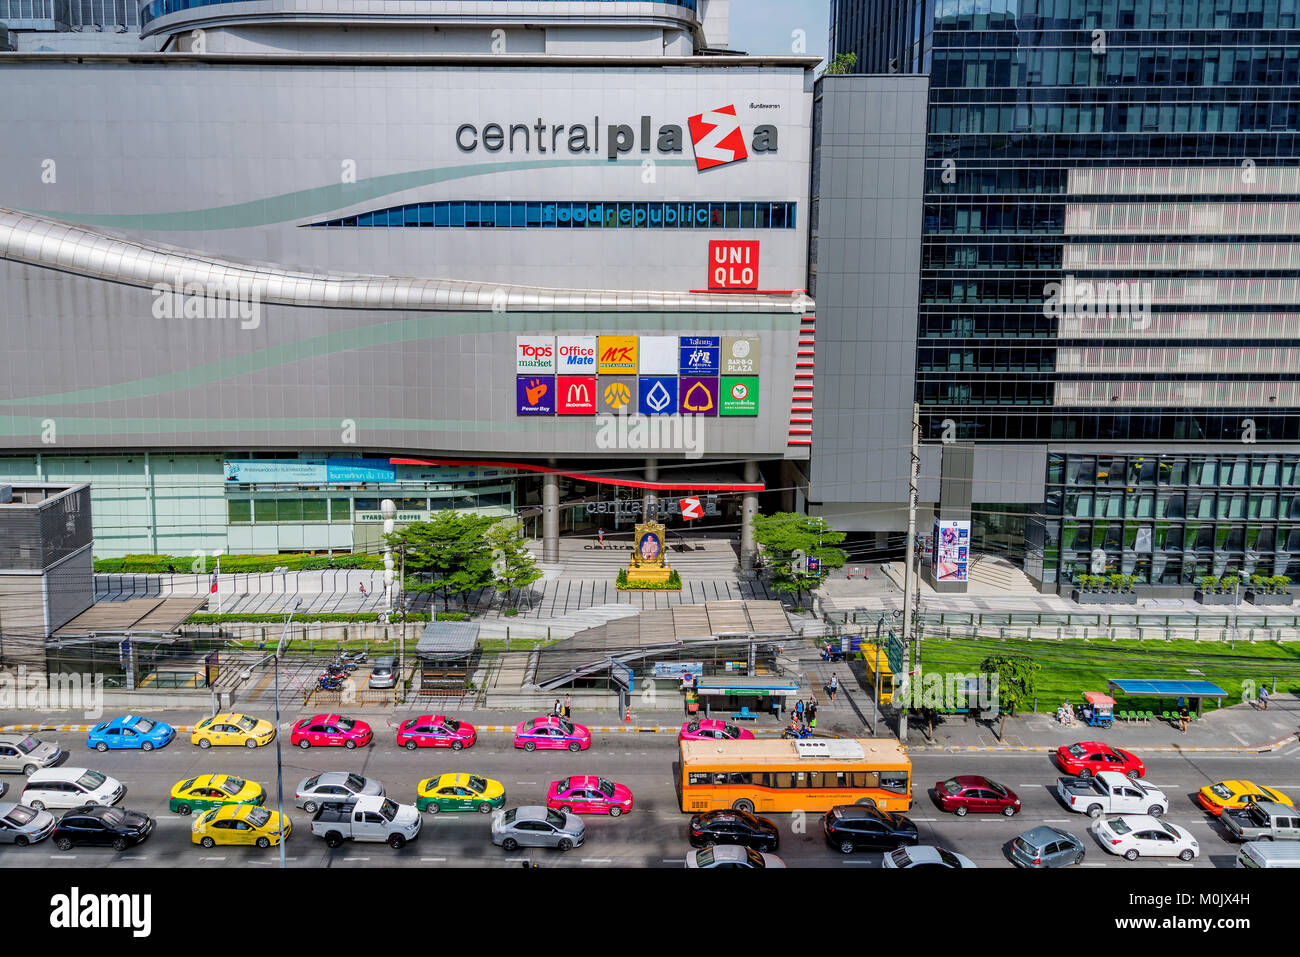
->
883, 845, 977, 869
1092, 814, 1199, 861
21, 768, 125, 811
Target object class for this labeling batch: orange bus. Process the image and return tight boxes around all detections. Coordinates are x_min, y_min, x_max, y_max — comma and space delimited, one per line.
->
679, 738, 912, 814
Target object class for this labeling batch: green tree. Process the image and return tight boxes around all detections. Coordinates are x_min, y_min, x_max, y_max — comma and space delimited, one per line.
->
385, 512, 500, 612
978, 654, 1039, 741
485, 519, 543, 611
821, 52, 858, 76
750, 512, 847, 608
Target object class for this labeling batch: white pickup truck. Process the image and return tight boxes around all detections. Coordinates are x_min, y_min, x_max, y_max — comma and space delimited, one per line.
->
1056, 771, 1169, 818
309, 795, 422, 849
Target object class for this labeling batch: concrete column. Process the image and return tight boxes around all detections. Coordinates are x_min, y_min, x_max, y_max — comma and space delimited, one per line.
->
542, 470, 560, 563
740, 459, 760, 573
644, 458, 658, 520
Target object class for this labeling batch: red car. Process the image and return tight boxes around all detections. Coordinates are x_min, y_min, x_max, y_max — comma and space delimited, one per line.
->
1054, 741, 1145, 779
546, 776, 634, 816
678, 719, 755, 743
934, 775, 1020, 816
513, 716, 591, 752
396, 715, 477, 751
290, 714, 373, 750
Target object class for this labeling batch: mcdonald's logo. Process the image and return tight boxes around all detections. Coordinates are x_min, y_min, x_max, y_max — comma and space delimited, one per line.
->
557, 376, 598, 415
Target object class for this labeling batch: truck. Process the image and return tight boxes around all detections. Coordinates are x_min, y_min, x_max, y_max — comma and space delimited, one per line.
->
1056, 771, 1169, 818
309, 796, 422, 849
1223, 800, 1300, 842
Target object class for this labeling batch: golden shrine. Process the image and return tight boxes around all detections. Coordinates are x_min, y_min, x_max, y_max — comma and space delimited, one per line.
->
626, 521, 673, 585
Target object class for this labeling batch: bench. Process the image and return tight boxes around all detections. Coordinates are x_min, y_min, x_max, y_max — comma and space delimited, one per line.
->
731, 707, 758, 721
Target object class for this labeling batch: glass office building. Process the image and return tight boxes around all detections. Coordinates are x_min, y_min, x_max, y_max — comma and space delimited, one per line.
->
830, 0, 1300, 590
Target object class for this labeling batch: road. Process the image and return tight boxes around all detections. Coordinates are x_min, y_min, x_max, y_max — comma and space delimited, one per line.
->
2, 723, 1295, 868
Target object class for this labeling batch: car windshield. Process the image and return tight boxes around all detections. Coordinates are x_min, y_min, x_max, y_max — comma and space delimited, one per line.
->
4, 807, 35, 826
302, 775, 319, 791
373, 665, 392, 675
245, 807, 272, 828
179, 778, 197, 791
546, 809, 568, 828
1209, 784, 1234, 800
1159, 821, 1182, 838
502, 809, 517, 825
443, 718, 461, 731
936, 849, 961, 868
76, 771, 106, 790
134, 718, 155, 733
1067, 744, 1086, 757
1012, 837, 1035, 855
198, 810, 217, 825
695, 848, 715, 867
378, 799, 398, 821
889, 847, 910, 867
745, 848, 765, 867
597, 780, 615, 797
556, 777, 570, 792
237, 716, 259, 731
469, 776, 488, 794
1109, 819, 1133, 835
345, 774, 367, 793
221, 777, 246, 795
99, 809, 124, 827
723, 724, 741, 738
686, 722, 700, 733
557, 719, 575, 736
942, 779, 962, 795
337, 718, 355, 732
987, 781, 1007, 796
16, 736, 40, 754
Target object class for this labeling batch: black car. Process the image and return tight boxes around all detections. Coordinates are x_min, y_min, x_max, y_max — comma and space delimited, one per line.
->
823, 804, 919, 854
688, 809, 779, 852
52, 804, 154, 851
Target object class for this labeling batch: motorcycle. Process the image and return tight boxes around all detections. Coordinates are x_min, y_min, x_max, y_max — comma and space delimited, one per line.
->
782, 725, 815, 740
318, 674, 343, 691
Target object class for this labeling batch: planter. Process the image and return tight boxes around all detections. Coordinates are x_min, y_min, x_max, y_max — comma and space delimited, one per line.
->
1246, 590, 1294, 606
1072, 589, 1137, 604
1194, 590, 1237, 605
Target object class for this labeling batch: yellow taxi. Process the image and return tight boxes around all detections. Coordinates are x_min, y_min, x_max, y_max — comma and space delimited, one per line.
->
416, 773, 506, 814
1197, 780, 1294, 816
191, 713, 277, 749
169, 773, 266, 815
192, 803, 291, 848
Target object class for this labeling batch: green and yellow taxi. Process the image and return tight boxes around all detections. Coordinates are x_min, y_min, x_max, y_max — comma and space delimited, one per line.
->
416, 773, 505, 815
169, 773, 266, 815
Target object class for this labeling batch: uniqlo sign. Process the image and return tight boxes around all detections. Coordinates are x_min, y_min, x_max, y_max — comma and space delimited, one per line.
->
687, 104, 749, 171
708, 241, 759, 290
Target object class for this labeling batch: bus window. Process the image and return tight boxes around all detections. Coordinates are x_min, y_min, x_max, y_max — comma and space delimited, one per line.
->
807, 772, 823, 788
881, 772, 909, 793
851, 771, 880, 788
727, 773, 752, 785
763, 772, 796, 788
689, 772, 712, 786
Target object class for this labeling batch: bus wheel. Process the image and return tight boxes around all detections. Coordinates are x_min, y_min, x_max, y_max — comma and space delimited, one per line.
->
731, 799, 755, 814
854, 798, 876, 807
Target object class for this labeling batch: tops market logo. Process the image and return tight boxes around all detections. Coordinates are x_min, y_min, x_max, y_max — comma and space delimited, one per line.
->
456, 105, 776, 170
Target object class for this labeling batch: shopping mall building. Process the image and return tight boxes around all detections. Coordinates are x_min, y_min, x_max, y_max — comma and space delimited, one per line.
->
0, 1, 818, 565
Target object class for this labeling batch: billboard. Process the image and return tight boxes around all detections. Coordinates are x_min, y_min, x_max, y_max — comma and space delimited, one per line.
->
556, 336, 597, 374
720, 376, 759, 416
679, 376, 719, 416
638, 336, 678, 375
679, 336, 720, 375
224, 459, 397, 483
722, 337, 760, 375
516, 336, 556, 374
932, 519, 970, 583
598, 336, 638, 374
638, 376, 678, 415
556, 376, 598, 414
517, 375, 556, 415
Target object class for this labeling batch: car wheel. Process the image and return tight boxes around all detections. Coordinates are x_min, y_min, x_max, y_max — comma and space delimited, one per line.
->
425, 804, 440, 815
142, 742, 154, 752
732, 799, 755, 814
1147, 805, 1164, 818
201, 836, 215, 848
1003, 805, 1017, 817
388, 834, 406, 849
256, 837, 270, 849
1179, 849, 1194, 861
1087, 804, 1103, 818
1074, 852, 1085, 866
839, 840, 855, 855
502, 838, 518, 851
324, 832, 343, 849
176, 804, 191, 816
96, 742, 108, 752
112, 837, 128, 851
55, 837, 73, 851
29, 801, 44, 812
568, 742, 581, 752
1077, 768, 1091, 778
404, 740, 418, 751
524, 742, 536, 752
302, 801, 317, 814
478, 803, 494, 814
557, 838, 573, 852
345, 740, 356, 750
1124, 849, 1139, 861
198, 738, 211, 750
298, 740, 311, 750
245, 739, 259, 749
452, 741, 463, 751
954, 805, 968, 817
609, 807, 622, 818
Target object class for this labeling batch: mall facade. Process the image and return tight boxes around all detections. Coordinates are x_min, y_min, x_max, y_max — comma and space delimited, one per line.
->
0, 1, 816, 562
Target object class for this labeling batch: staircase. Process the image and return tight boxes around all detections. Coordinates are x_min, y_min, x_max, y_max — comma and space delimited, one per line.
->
967, 557, 1042, 595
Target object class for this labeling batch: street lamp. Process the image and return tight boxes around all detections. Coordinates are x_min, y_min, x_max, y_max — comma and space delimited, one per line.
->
247, 596, 302, 869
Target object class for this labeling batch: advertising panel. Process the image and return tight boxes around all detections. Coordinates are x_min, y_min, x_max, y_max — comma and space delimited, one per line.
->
679, 335, 720, 375
721, 337, 761, 375
516, 336, 556, 374
932, 519, 970, 583
224, 460, 326, 483
598, 376, 637, 413
556, 336, 598, 374
598, 335, 638, 374
325, 459, 397, 483
708, 240, 760, 290
679, 376, 719, 416
556, 376, 598, 414
720, 376, 759, 416
638, 336, 679, 375
517, 375, 556, 415
638, 376, 678, 415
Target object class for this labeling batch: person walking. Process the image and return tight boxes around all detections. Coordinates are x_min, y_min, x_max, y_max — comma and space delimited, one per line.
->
1178, 701, 1190, 734
807, 697, 818, 729
794, 697, 804, 726
1259, 684, 1270, 711
563, 694, 572, 720
828, 673, 839, 702
553, 698, 562, 718
359, 582, 368, 596
597, 528, 604, 547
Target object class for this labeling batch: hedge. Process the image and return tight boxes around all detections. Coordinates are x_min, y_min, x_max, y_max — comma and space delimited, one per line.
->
185, 611, 469, 625
94, 553, 385, 574
616, 568, 682, 590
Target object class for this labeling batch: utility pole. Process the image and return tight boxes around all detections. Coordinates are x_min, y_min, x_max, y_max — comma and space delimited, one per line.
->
398, 544, 407, 703
900, 402, 920, 744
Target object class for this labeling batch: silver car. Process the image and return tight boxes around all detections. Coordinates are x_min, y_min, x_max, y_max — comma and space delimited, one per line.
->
883, 845, 977, 869
0, 734, 65, 775
367, 657, 396, 690
294, 771, 384, 812
0, 802, 55, 846
491, 806, 585, 852
1010, 826, 1086, 868
685, 845, 786, 868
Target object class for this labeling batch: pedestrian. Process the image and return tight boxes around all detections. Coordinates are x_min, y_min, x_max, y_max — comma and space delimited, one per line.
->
563, 693, 572, 719
597, 528, 604, 547
828, 673, 839, 702
553, 698, 562, 717
807, 698, 818, 729
1178, 701, 1190, 734
1259, 685, 1270, 711
359, 582, 368, 596
794, 697, 804, 725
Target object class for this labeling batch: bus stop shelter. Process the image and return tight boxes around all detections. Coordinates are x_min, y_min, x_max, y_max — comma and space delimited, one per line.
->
1106, 679, 1228, 717
694, 676, 799, 720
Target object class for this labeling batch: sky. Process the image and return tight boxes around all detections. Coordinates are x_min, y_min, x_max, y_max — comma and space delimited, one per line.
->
726, 0, 831, 67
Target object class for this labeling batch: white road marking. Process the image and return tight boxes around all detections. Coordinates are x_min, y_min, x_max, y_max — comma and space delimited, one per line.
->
1043, 819, 1070, 823
421, 857, 447, 862
515, 781, 537, 785
839, 859, 875, 864
581, 858, 612, 863
662, 858, 685, 863
202, 856, 226, 861
1080, 862, 1107, 867
911, 817, 938, 822
350, 857, 371, 861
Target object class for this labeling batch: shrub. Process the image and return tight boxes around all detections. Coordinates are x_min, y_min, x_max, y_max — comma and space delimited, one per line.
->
1200, 575, 1219, 593
96, 552, 384, 574
616, 568, 682, 591
436, 612, 471, 622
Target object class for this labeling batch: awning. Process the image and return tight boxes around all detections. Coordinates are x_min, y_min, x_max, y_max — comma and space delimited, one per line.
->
695, 676, 799, 697
1084, 692, 1115, 707
1106, 679, 1228, 699
415, 621, 480, 659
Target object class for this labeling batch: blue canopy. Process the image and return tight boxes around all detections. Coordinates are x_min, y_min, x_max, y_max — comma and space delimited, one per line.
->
1107, 679, 1228, 699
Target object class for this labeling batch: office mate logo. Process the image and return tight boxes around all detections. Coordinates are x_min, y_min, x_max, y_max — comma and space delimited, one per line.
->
597, 335, 638, 374
556, 336, 597, 373
688, 105, 749, 171
50, 887, 152, 938
516, 336, 556, 374
557, 377, 598, 415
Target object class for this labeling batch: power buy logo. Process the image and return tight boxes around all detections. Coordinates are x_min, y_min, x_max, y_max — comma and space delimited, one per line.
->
688, 105, 750, 171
